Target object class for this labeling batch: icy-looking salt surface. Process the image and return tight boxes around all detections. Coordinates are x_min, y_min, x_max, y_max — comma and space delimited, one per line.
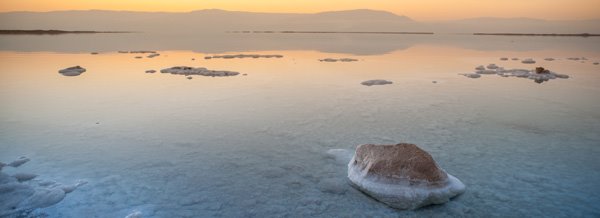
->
0, 157, 86, 217
160, 66, 240, 77
58, 66, 86, 77
361, 80, 393, 86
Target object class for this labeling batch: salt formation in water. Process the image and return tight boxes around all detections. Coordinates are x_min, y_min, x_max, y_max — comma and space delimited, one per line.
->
129, 51, 157, 54
594, 62, 599, 65
500, 57, 508, 61
487, 64, 499, 69
145, 70, 156, 73
205, 54, 283, 59
58, 66, 86, 77
522, 58, 536, 64
319, 58, 358, 62
90, 52, 99, 55
160, 66, 240, 77
0, 156, 87, 217
461, 73, 481, 78
544, 58, 555, 61
347, 143, 465, 210
511, 58, 519, 61
462, 64, 569, 83
147, 53, 160, 58
475, 65, 485, 71
361, 80, 393, 86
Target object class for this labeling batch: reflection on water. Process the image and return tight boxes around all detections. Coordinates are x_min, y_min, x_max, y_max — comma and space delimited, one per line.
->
2, 33, 600, 55
1, 35, 600, 217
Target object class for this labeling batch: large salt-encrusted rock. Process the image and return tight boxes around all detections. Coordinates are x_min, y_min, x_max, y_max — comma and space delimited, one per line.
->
348, 143, 465, 210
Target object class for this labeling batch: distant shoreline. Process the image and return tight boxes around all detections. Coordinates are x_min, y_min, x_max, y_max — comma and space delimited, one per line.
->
232, 31, 434, 35
473, 33, 599, 37
0, 30, 132, 35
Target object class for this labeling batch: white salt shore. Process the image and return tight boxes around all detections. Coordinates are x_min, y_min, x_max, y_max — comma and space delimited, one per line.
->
58, 66, 86, 77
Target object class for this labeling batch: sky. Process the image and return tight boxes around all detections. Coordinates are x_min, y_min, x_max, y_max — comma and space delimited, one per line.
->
0, 0, 599, 21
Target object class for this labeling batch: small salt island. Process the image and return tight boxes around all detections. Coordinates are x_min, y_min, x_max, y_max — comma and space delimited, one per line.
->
361, 80, 393, 86
205, 54, 284, 59
58, 66, 86, 76
462, 64, 569, 83
319, 58, 359, 62
160, 66, 240, 77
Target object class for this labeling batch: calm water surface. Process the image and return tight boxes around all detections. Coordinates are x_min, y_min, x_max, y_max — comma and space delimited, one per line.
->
1, 34, 599, 217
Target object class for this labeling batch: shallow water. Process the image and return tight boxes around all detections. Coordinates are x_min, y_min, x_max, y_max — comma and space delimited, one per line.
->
1, 34, 600, 217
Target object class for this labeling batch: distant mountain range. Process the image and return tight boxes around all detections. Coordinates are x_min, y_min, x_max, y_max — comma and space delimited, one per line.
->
0, 9, 598, 34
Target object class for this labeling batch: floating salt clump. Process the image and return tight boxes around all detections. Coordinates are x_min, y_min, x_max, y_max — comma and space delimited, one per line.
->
594, 62, 599, 65
522, 58, 536, 64
90, 52, 99, 55
486, 64, 499, 69
320, 58, 338, 62
361, 80, 393, 86
186, 76, 193, 80
147, 53, 160, 58
476, 70, 496, 74
161, 66, 240, 77
129, 51, 156, 54
475, 65, 485, 71
461, 73, 481, 78
512, 58, 519, 61
134, 56, 143, 59
320, 58, 358, 62
348, 143, 465, 210
500, 57, 509, 61
0, 156, 86, 217
463, 65, 569, 83
544, 58, 555, 61
204, 56, 212, 59
145, 70, 156, 73
340, 58, 359, 62
118, 51, 129, 53
58, 66, 86, 77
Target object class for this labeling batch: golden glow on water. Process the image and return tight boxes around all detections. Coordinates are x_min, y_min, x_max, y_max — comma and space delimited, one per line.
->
1, 0, 599, 21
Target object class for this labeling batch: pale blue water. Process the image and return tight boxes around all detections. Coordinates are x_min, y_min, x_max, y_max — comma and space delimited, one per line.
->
1, 33, 600, 217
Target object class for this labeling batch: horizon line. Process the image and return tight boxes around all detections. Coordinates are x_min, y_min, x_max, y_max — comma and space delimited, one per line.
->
1, 8, 599, 22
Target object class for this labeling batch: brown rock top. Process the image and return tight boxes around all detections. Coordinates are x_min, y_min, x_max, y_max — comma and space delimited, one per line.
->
352, 143, 448, 184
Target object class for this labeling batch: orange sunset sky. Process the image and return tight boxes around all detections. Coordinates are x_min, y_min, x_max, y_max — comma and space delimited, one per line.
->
1, 0, 599, 21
